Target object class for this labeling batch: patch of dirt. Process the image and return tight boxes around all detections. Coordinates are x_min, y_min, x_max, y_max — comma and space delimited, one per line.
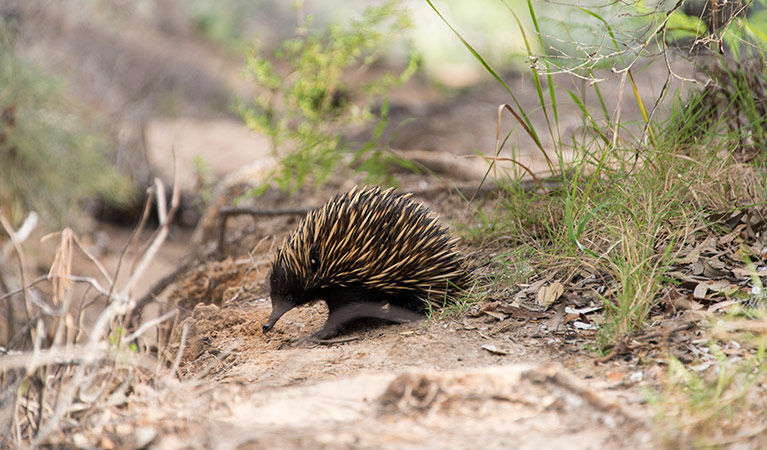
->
120, 256, 658, 449
144, 117, 276, 194
124, 181, 666, 448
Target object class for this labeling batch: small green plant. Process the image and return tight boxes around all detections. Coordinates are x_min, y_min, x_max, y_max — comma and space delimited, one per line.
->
424, 283, 480, 321
187, 0, 242, 48
238, 0, 418, 195
0, 26, 132, 226
193, 155, 214, 204
109, 325, 139, 353
648, 338, 767, 448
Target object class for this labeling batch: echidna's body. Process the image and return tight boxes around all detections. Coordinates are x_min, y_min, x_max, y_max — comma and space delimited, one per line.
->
263, 186, 470, 339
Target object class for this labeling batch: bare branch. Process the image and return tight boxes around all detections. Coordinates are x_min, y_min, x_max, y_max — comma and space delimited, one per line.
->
167, 323, 188, 381
123, 309, 177, 344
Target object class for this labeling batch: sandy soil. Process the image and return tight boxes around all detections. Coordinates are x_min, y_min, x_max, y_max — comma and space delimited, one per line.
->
4, 3, 747, 448
83, 182, 666, 450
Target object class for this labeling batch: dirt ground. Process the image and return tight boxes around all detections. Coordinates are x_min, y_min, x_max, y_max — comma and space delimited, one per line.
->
5, 2, 763, 448
76, 183, 666, 450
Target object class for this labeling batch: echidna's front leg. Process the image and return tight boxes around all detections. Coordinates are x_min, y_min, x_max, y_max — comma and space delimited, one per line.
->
311, 301, 424, 340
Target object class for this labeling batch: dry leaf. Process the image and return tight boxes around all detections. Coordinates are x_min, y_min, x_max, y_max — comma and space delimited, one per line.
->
483, 311, 507, 321
573, 321, 598, 330
663, 294, 703, 310
513, 278, 549, 300
693, 282, 709, 299
565, 306, 602, 314
481, 344, 510, 355
676, 237, 717, 265
691, 259, 704, 275
479, 301, 500, 311
694, 279, 736, 299
471, 301, 500, 317
563, 313, 579, 324
497, 305, 548, 320
689, 361, 716, 372
606, 371, 626, 382
708, 300, 740, 312
707, 279, 735, 293
537, 282, 564, 309
703, 260, 729, 278
718, 224, 745, 245
563, 291, 589, 307
732, 267, 767, 277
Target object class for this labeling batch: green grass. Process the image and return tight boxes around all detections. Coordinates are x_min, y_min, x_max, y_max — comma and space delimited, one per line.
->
649, 336, 767, 448
431, 0, 767, 351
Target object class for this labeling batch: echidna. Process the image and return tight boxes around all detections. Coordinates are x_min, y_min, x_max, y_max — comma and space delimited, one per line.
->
263, 186, 471, 339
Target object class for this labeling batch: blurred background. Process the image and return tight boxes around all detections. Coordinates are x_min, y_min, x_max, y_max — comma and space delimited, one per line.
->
2, 0, 694, 229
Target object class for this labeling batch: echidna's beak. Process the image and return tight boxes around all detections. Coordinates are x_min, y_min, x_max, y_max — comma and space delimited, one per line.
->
262, 298, 292, 334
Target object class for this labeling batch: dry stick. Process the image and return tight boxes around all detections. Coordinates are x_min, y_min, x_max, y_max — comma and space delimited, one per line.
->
0, 276, 112, 311
610, 70, 628, 155
123, 309, 177, 344
216, 206, 312, 259
633, 323, 696, 342
107, 184, 156, 304
122, 175, 181, 301
542, 0, 687, 81
613, 0, 686, 77
34, 176, 179, 445
72, 233, 113, 286
0, 275, 49, 302
596, 323, 697, 364
0, 343, 163, 373
121, 179, 165, 300
33, 319, 48, 434
661, 22, 698, 85
638, 71, 671, 154
314, 336, 361, 345
228, 236, 274, 303
470, 104, 551, 203
595, 336, 631, 364
630, 11, 688, 167
0, 213, 32, 330
0, 211, 38, 260
167, 323, 189, 381
0, 211, 35, 449
39, 230, 115, 287
123, 174, 182, 335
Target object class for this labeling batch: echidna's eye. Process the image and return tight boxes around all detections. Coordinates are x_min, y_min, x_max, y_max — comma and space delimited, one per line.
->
285, 294, 294, 304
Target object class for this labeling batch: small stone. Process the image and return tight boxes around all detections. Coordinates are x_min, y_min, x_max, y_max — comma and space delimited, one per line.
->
134, 427, 157, 448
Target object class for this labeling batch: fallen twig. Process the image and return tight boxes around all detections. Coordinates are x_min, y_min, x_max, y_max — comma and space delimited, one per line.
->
314, 336, 361, 345
167, 323, 189, 381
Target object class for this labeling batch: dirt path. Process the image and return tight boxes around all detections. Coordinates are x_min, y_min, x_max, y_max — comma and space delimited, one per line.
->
85, 182, 661, 450
90, 270, 656, 449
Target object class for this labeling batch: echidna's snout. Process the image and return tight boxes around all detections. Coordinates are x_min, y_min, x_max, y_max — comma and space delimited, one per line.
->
262, 295, 293, 334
